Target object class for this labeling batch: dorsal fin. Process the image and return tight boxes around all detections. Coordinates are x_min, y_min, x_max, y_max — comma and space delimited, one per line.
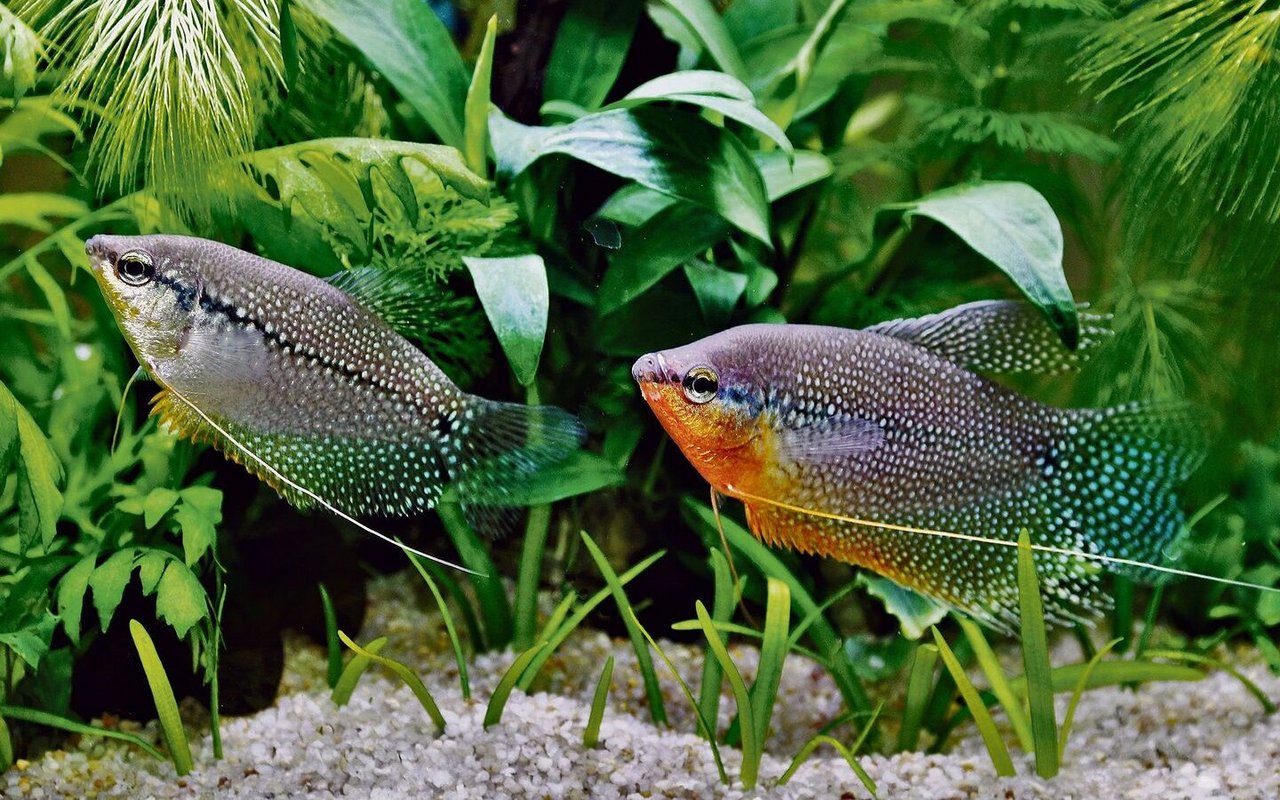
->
326, 267, 443, 343
864, 300, 1112, 374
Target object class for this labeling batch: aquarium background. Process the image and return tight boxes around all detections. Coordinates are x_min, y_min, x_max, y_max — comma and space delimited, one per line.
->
1, 0, 1278, 774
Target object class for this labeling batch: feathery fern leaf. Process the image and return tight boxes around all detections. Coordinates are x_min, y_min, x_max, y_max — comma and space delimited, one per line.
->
19, 0, 284, 215
909, 96, 1118, 162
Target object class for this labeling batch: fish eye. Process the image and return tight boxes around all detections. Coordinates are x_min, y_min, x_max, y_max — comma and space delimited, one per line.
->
681, 366, 719, 404
116, 250, 155, 286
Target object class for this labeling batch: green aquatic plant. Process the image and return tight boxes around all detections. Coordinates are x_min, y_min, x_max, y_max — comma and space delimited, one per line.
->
129, 619, 192, 776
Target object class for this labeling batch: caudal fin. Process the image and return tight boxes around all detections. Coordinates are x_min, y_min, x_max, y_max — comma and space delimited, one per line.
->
1057, 400, 1209, 583
448, 399, 587, 537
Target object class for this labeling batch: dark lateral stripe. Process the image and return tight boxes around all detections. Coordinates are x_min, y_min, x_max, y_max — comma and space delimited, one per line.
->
156, 272, 380, 389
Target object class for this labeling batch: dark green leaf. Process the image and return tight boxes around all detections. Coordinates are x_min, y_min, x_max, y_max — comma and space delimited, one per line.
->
684, 260, 748, 324
901, 181, 1079, 347
600, 202, 730, 314
545, 0, 640, 110
724, 0, 797, 45
0, 612, 55, 669
742, 22, 880, 121
463, 255, 549, 386
300, 0, 469, 148
491, 107, 770, 243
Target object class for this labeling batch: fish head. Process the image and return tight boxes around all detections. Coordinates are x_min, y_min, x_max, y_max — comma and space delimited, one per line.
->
632, 327, 769, 487
85, 233, 204, 373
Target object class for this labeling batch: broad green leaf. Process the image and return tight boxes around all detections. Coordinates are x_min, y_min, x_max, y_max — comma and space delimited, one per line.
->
756, 150, 832, 200
464, 16, 497, 175
491, 107, 770, 243
300, 0, 469, 148
142, 488, 179, 529
901, 181, 1079, 346
89, 549, 137, 633
646, 0, 747, 80
609, 71, 793, 155
55, 555, 96, 645
462, 255, 549, 386
504, 452, 626, 505
544, 0, 640, 110
856, 574, 947, 640
597, 184, 679, 227
600, 203, 730, 314
0, 380, 63, 550
684, 261, 748, 324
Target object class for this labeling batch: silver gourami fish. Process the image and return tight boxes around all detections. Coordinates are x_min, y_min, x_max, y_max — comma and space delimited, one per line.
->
86, 234, 584, 566
632, 300, 1209, 628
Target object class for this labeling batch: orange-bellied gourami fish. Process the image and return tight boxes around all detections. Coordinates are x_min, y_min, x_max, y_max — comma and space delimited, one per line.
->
632, 301, 1210, 628
86, 234, 584, 569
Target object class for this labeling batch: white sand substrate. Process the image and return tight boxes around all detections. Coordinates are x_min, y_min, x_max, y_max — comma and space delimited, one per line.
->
5, 573, 1279, 799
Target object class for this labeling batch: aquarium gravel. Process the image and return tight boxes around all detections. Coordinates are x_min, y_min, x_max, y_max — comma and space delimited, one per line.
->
6, 574, 1279, 800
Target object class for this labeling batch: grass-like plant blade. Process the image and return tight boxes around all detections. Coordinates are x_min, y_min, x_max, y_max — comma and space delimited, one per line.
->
1058, 638, 1121, 763
1142, 649, 1277, 713
749, 578, 790, 760
777, 701, 882, 795
513, 504, 553, 650
517, 590, 578, 692
697, 549, 735, 739
421, 560, 487, 652
318, 583, 342, 690
438, 501, 513, 649
406, 551, 472, 700
696, 599, 760, 789
629, 608, 728, 784
128, 619, 193, 776
1015, 659, 1204, 693
581, 531, 667, 724
683, 499, 873, 718
517, 551, 663, 691
332, 635, 389, 705
1016, 530, 1059, 778
583, 655, 614, 749
931, 626, 1014, 777
210, 581, 227, 760
0, 712, 12, 772
0, 705, 166, 760
485, 641, 549, 729
897, 643, 939, 752
338, 632, 446, 732
463, 14, 496, 174
955, 615, 1033, 752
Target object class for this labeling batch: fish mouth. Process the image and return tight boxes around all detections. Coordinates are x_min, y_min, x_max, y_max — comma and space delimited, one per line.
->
631, 352, 677, 386
84, 235, 116, 277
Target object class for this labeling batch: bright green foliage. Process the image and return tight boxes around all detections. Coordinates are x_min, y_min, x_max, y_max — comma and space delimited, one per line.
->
129, 620, 193, 775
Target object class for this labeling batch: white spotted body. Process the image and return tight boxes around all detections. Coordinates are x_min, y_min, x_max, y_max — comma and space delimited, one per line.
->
86, 233, 583, 540
633, 303, 1206, 628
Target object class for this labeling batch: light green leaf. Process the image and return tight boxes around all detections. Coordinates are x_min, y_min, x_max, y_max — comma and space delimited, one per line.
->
544, 0, 640, 110
901, 181, 1079, 347
152, 561, 210, 640
301, 0, 469, 148
646, 0, 747, 80
174, 488, 221, 567
856, 574, 947, 640
463, 15, 497, 175
0, 194, 90, 233
601, 203, 730, 314
55, 555, 96, 646
142, 488, 180, 529
0, 380, 63, 550
609, 71, 793, 156
462, 255, 549, 386
491, 107, 770, 243
0, 4, 43, 102
723, 0, 797, 45
89, 549, 137, 633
